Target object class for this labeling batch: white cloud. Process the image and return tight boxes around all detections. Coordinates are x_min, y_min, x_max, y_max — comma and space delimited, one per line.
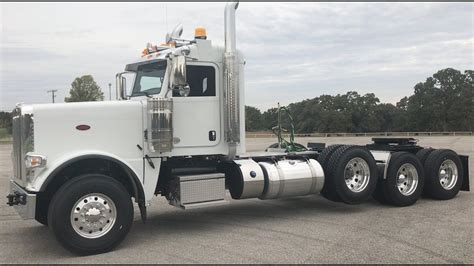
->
1, 2, 473, 111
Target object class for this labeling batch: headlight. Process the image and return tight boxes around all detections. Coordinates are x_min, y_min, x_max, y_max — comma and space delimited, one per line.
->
25, 153, 47, 169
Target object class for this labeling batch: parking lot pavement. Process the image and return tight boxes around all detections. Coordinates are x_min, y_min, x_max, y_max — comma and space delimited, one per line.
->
1, 137, 473, 263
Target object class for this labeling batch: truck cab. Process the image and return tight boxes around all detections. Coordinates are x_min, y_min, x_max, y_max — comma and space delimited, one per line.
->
121, 37, 245, 157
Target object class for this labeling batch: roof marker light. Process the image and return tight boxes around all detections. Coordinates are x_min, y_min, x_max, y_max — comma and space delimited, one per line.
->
195, 26, 207, 40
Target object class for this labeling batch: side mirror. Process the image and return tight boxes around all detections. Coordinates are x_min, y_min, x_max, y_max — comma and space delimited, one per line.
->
116, 73, 130, 100
169, 55, 189, 96
121, 76, 128, 99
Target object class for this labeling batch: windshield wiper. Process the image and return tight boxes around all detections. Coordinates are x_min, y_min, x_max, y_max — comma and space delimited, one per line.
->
142, 91, 153, 98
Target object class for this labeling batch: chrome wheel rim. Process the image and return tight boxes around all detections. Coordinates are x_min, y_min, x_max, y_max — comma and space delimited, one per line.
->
439, 159, 458, 190
70, 193, 117, 239
396, 163, 418, 196
344, 157, 370, 192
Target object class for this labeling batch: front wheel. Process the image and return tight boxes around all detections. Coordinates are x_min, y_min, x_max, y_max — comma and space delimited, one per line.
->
48, 174, 134, 255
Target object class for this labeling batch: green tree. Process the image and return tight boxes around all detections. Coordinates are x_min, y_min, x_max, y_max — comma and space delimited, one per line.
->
261, 107, 279, 131
65, 75, 104, 102
245, 68, 472, 133
404, 68, 473, 131
245, 106, 263, 131
0, 111, 12, 134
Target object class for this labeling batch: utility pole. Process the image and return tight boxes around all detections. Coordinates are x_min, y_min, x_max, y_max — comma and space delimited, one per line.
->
47, 89, 58, 103
108, 83, 112, 101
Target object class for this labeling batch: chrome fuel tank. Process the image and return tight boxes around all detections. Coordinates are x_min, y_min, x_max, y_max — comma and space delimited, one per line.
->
258, 159, 324, 199
226, 159, 265, 199
226, 158, 325, 200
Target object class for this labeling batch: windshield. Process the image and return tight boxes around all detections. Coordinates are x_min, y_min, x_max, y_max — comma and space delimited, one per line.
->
131, 61, 167, 97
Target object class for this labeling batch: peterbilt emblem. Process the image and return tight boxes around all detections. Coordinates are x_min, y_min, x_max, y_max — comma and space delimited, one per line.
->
75, 125, 91, 131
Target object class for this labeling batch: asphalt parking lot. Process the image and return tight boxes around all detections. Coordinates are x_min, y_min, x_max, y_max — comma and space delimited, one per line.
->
1, 136, 473, 263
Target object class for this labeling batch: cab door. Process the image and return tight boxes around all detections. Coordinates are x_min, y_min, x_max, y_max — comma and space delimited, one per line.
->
172, 63, 221, 148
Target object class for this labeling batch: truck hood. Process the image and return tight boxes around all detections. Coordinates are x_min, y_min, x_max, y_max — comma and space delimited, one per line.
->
22, 100, 145, 191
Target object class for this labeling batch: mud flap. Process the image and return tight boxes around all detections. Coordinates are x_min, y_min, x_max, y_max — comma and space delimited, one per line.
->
138, 201, 147, 224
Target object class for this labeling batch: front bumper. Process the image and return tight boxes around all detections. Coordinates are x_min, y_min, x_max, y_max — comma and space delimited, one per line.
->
6, 180, 36, 219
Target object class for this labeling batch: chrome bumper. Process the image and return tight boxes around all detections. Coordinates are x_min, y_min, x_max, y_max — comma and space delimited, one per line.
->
6, 180, 36, 219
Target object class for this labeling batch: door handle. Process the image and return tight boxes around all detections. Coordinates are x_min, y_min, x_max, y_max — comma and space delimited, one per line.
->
209, 130, 216, 141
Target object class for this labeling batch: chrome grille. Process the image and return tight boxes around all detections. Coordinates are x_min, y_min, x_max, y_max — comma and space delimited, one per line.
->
21, 112, 34, 182
12, 113, 21, 180
11, 105, 34, 184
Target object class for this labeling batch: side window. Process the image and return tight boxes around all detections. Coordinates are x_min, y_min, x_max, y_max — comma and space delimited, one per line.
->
173, 65, 216, 97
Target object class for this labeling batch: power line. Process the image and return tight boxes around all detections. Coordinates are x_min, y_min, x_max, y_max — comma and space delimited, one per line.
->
47, 89, 58, 103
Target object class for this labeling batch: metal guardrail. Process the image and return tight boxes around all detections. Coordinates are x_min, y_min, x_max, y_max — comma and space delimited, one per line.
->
246, 132, 473, 138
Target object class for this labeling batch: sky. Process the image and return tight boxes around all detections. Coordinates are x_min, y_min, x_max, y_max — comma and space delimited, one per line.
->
1, 2, 473, 111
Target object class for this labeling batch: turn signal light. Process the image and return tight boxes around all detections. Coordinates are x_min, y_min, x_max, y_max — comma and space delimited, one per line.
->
25, 153, 47, 169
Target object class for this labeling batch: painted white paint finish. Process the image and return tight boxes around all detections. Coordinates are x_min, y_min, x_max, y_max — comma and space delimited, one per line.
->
29, 101, 147, 193
20, 40, 246, 204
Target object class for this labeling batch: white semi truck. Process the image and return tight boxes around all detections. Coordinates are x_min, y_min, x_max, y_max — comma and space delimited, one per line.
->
7, 2, 470, 255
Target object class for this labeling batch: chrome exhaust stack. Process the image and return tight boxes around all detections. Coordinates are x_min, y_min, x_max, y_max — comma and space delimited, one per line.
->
224, 1, 240, 159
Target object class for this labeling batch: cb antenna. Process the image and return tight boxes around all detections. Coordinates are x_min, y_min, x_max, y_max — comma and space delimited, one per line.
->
165, 4, 168, 32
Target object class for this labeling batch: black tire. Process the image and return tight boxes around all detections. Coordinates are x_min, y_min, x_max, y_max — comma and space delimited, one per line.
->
374, 152, 425, 207
424, 149, 464, 200
318, 144, 344, 201
317, 144, 344, 168
372, 164, 388, 204
35, 216, 48, 226
48, 174, 134, 255
35, 195, 49, 226
323, 145, 378, 204
416, 148, 435, 197
416, 148, 434, 166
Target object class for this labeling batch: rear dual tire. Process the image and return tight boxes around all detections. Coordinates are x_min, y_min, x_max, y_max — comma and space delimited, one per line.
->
320, 145, 378, 204
374, 149, 463, 206
422, 149, 463, 200
374, 152, 424, 206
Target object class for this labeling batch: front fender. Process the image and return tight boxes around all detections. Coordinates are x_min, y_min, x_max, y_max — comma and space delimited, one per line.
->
29, 150, 143, 194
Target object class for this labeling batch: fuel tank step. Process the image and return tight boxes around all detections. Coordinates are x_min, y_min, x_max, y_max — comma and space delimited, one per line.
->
181, 200, 229, 210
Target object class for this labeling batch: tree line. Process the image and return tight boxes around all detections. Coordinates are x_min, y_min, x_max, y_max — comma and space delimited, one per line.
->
246, 68, 473, 133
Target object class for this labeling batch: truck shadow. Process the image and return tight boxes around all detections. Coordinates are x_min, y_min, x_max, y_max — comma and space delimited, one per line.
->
127, 195, 377, 240
18, 195, 373, 258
